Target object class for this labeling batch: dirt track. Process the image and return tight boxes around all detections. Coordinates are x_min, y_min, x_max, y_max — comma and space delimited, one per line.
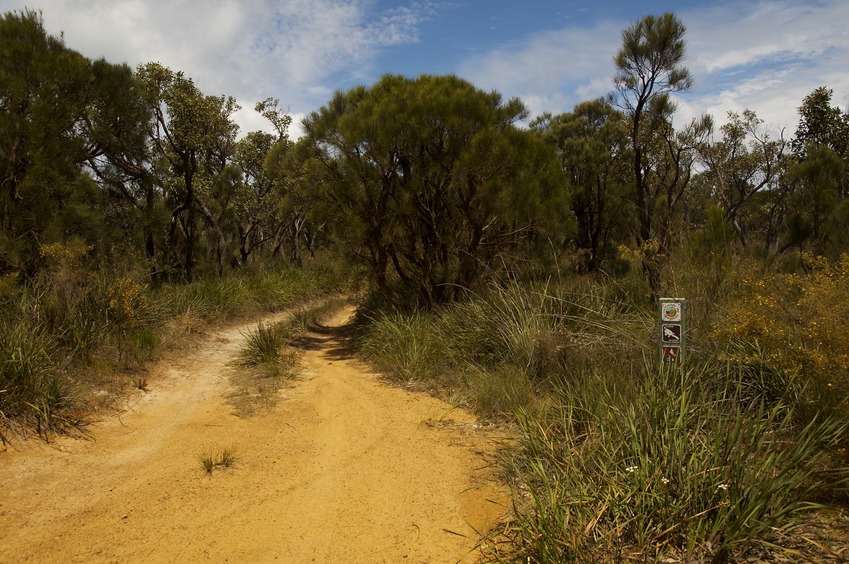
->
0, 306, 508, 563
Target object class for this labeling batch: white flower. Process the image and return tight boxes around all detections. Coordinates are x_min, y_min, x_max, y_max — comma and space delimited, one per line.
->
716, 483, 729, 491
661, 477, 670, 484
625, 465, 638, 473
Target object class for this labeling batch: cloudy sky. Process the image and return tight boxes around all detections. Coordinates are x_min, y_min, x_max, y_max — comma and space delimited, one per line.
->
4, 0, 847, 139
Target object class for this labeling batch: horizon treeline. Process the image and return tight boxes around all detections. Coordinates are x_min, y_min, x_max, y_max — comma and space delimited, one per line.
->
2, 8, 848, 304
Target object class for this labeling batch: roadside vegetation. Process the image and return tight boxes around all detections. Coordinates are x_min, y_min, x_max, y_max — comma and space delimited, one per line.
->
0, 255, 347, 441
356, 260, 849, 561
2, 7, 849, 561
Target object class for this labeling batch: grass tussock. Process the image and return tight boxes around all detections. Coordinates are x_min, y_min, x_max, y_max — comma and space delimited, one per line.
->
240, 321, 290, 367
199, 447, 238, 475
230, 299, 345, 417
495, 365, 846, 562
357, 280, 652, 417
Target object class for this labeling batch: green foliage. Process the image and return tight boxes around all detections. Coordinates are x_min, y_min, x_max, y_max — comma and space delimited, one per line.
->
0, 317, 62, 430
154, 259, 347, 323
498, 365, 846, 562
302, 73, 573, 306
793, 86, 849, 160
0, 10, 128, 278
357, 310, 450, 383
357, 280, 653, 417
532, 100, 634, 272
239, 321, 292, 368
785, 144, 847, 256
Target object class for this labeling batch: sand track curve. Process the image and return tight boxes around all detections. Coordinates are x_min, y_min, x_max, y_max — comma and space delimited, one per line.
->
0, 306, 507, 563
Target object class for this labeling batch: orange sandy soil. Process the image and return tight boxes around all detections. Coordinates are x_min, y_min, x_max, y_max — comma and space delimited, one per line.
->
0, 306, 509, 563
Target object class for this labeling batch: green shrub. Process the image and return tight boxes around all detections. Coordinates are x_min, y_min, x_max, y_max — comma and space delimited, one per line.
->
498, 364, 847, 563
0, 318, 66, 434
239, 321, 286, 366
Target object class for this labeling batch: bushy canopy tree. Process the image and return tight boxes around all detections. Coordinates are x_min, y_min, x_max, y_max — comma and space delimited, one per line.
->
0, 9, 142, 277
784, 144, 847, 257
781, 87, 849, 258
532, 100, 633, 272
301, 74, 571, 306
793, 87, 849, 163
697, 110, 787, 249
83, 60, 161, 267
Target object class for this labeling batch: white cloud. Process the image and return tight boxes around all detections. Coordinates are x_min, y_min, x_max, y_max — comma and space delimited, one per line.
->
682, 0, 849, 135
2, 0, 847, 140
456, 21, 621, 117
0, 0, 436, 134
455, 0, 849, 137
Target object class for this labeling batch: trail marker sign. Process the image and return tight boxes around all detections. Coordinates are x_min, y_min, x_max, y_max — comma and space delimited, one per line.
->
658, 298, 685, 364
661, 324, 681, 343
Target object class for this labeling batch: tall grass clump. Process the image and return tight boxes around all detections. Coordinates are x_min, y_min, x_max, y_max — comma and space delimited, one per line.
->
240, 321, 286, 366
0, 318, 67, 436
357, 309, 451, 383
356, 280, 654, 417
496, 363, 847, 563
232, 301, 345, 416
238, 319, 301, 376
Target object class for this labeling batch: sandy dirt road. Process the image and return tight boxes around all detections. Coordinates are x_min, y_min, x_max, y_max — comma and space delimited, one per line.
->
0, 306, 508, 563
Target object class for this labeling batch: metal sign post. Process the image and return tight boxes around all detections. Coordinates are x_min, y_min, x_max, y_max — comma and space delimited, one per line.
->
659, 298, 685, 364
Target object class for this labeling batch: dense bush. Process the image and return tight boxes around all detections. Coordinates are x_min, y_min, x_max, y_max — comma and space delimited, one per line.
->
709, 254, 849, 420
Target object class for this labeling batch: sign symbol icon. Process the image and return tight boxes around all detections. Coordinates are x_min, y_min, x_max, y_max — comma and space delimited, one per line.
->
662, 324, 681, 343
662, 346, 679, 362
663, 303, 682, 322
659, 298, 685, 364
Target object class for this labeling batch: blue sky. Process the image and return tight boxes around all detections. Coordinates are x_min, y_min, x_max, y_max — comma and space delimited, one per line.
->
3, 0, 847, 139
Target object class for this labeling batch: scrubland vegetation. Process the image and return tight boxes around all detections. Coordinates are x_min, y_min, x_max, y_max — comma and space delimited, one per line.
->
2, 8, 849, 562
356, 256, 849, 561
0, 255, 346, 439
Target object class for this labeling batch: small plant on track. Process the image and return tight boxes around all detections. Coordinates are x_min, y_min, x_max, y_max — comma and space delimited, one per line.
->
199, 447, 238, 475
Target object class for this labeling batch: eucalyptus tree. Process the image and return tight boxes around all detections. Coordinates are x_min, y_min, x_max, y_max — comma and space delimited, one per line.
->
613, 13, 707, 295
231, 130, 282, 265
135, 62, 240, 280
532, 100, 632, 271
301, 74, 570, 306
696, 110, 787, 249
250, 98, 319, 266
